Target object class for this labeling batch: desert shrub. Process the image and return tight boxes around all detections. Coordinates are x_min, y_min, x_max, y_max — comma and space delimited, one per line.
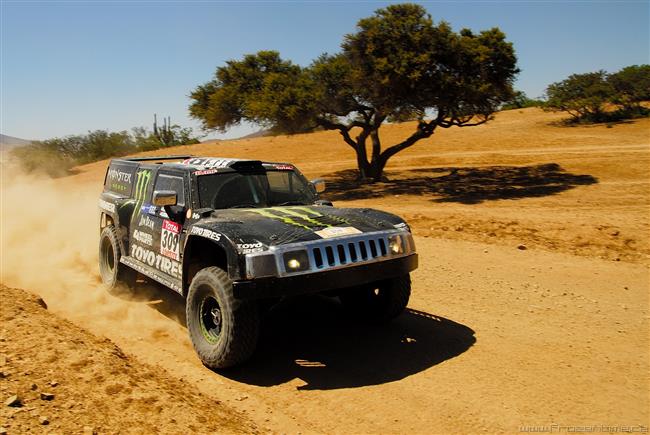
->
608, 65, 650, 113
545, 71, 614, 123
545, 65, 650, 124
12, 144, 76, 177
12, 123, 200, 176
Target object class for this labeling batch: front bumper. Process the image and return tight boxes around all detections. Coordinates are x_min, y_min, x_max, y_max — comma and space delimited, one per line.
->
232, 253, 418, 300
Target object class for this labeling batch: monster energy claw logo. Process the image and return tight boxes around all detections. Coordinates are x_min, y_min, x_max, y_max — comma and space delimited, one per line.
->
131, 170, 152, 224
249, 207, 350, 230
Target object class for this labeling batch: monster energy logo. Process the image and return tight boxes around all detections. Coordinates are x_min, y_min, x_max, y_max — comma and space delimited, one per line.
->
131, 170, 152, 224
249, 207, 349, 230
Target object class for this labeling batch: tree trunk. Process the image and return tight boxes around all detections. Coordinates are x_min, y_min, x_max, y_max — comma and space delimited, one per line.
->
354, 150, 386, 182
356, 148, 370, 180
367, 159, 387, 182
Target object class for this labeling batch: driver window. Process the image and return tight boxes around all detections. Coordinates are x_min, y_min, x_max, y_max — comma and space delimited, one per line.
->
267, 171, 291, 192
154, 174, 185, 206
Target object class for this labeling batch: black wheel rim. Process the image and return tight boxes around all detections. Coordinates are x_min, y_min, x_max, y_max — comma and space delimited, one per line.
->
199, 294, 222, 344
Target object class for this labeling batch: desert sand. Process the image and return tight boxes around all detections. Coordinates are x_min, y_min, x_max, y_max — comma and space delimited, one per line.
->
1, 108, 648, 433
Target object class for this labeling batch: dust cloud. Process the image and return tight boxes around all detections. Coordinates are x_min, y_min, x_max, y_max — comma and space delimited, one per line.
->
0, 164, 183, 342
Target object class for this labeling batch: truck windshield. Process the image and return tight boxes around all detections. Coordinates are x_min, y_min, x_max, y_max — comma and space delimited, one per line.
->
197, 170, 317, 209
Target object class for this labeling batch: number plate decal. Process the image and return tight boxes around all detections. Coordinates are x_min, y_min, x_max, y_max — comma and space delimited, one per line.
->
161, 219, 181, 261
314, 226, 362, 239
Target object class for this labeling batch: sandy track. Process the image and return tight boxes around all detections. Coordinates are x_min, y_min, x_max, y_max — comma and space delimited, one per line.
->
4, 238, 646, 433
89, 238, 650, 433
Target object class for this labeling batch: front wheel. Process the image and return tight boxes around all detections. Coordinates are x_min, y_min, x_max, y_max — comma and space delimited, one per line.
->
339, 274, 411, 323
186, 267, 259, 369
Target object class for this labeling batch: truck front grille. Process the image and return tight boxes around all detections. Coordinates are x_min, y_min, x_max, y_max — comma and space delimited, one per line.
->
244, 229, 415, 279
310, 236, 388, 269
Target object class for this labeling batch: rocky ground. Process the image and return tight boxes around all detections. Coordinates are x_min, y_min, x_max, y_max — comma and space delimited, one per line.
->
0, 285, 256, 434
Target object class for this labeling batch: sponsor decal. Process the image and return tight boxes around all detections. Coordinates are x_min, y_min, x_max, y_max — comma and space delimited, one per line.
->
107, 168, 133, 183
248, 206, 350, 231
130, 244, 182, 280
393, 222, 408, 230
273, 164, 294, 171
98, 199, 116, 213
133, 229, 153, 246
138, 214, 155, 231
183, 158, 236, 168
107, 168, 133, 194
161, 219, 181, 260
190, 226, 221, 241
194, 168, 221, 176
237, 242, 264, 254
107, 167, 134, 194
130, 169, 152, 226
110, 183, 128, 193
314, 226, 362, 239
141, 204, 157, 215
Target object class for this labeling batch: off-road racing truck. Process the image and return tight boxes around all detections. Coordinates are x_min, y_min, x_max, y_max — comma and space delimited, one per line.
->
98, 156, 418, 369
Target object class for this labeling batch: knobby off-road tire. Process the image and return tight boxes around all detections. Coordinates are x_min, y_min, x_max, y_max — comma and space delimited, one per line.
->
339, 274, 411, 323
98, 225, 136, 294
186, 267, 260, 369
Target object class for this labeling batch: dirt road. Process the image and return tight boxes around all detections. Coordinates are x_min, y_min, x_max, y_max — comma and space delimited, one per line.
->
1, 109, 648, 433
2, 234, 647, 433
90, 238, 650, 433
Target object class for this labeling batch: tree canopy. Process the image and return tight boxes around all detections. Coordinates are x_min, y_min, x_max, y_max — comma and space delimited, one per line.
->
545, 71, 614, 122
190, 3, 519, 181
545, 65, 650, 123
608, 65, 650, 111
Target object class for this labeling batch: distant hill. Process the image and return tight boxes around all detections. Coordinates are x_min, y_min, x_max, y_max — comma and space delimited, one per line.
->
200, 129, 271, 145
0, 134, 32, 150
238, 129, 272, 140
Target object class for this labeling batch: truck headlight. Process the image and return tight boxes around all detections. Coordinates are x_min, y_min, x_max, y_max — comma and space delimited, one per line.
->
388, 235, 404, 255
245, 253, 277, 279
282, 250, 310, 273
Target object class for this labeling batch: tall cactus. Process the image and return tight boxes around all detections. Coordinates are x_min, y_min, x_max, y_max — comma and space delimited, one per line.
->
153, 113, 176, 146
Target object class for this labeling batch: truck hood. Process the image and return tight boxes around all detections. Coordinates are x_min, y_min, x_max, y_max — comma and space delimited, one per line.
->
193, 205, 406, 249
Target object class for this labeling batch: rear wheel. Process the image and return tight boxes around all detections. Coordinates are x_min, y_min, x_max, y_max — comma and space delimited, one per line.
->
186, 266, 259, 369
339, 274, 411, 323
99, 225, 136, 293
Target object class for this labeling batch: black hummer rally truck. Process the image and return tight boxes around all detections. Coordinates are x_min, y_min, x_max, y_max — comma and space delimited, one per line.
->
98, 156, 418, 368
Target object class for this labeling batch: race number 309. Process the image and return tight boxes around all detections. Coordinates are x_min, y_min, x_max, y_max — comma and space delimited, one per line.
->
161, 219, 181, 260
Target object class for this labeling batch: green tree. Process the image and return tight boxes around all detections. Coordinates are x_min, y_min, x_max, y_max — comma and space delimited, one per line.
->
608, 64, 650, 112
190, 3, 519, 182
545, 71, 614, 122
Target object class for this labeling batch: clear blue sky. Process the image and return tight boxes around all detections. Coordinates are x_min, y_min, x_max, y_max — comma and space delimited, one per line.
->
1, 0, 648, 141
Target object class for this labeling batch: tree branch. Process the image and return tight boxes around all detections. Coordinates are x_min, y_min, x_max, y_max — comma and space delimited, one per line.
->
379, 119, 437, 162
315, 117, 358, 150
438, 114, 490, 128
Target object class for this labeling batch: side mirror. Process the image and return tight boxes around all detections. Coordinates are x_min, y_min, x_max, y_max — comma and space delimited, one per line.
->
152, 190, 177, 207
311, 178, 326, 194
